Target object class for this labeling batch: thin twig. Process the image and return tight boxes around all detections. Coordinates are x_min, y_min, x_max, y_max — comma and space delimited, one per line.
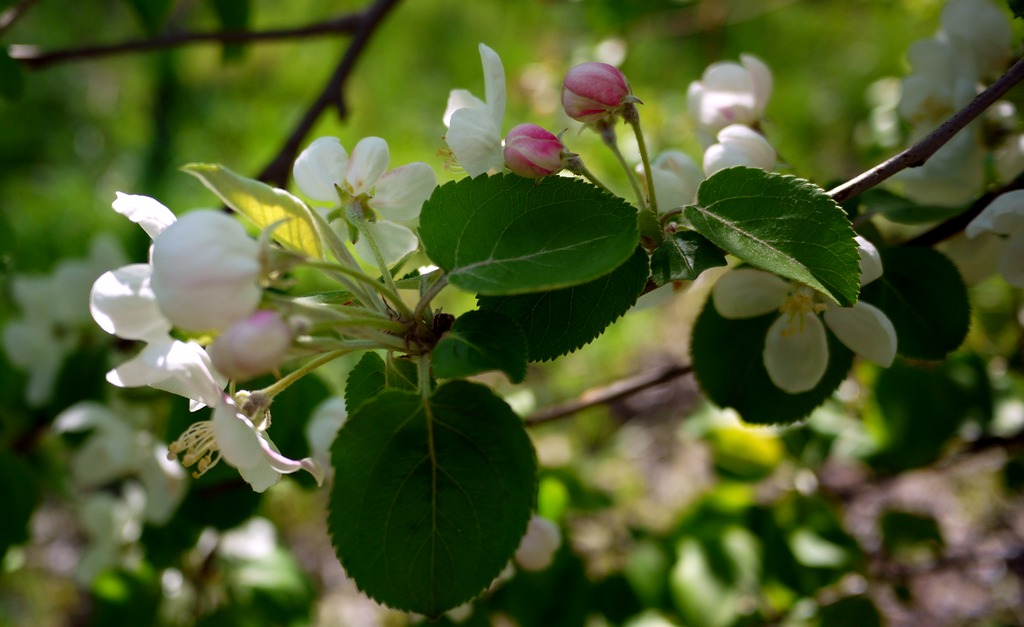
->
828, 55, 1024, 205
257, 0, 402, 188
0, 0, 36, 38
8, 14, 362, 69
903, 173, 1024, 246
525, 362, 693, 426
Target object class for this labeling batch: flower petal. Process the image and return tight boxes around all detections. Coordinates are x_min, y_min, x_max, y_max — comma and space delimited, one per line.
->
763, 313, 829, 394
712, 268, 789, 318
443, 89, 486, 127
369, 162, 437, 222
346, 137, 390, 197
446, 106, 503, 177
107, 339, 225, 409
293, 137, 348, 203
997, 230, 1024, 287
855, 236, 884, 286
966, 189, 1024, 238
479, 43, 506, 132
112, 192, 177, 239
823, 301, 897, 366
353, 220, 419, 267
90, 264, 172, 341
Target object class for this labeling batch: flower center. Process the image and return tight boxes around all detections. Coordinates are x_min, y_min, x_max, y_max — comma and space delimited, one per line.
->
167, 421, 221, 479
777, 286, 826, 337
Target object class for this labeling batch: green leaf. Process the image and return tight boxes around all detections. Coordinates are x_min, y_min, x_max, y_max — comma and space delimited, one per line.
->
650, 231, 727, 286
432, 310, 528, 383
860, 246, 969, 360
684, 167, 860, 306
329, 381, 537, 617
182, 163, 323, 259
0, 450, 38, 558
880, 510, 944, 556
209, 0, 251, 61
419, 174, 639, 295
120, 0, 173, 34
691, 296, 854, 425
669, 528, 760, 627
344, 352, 419, 413
1009, 0, 1024, 20
818, 596, 882, 627
477, 246, 650, 361
0, 49, 25, 101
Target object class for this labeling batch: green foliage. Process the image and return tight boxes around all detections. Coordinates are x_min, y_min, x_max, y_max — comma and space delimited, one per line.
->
209, 0, 252, 61
0, 49, 25, 101
432, 310, 528, 382
1009, 0, 1024, 20
685, 168, 861, 306
328, 381, 537, 616
650, 231, 727, 286
182, 164, 324, 259
691, 300, 854, 425
0, 450, 38, 558
90, 566, 161, 626
477, 246, 650, 361
860, 246, 970, 360
880, 510, 944, 557
817, 595, 883, 627
852, 189, 967, 225
669, 527, 761, 627
120, 0, 174, 34
419, 174, 639, 295
344, 351, 419, 413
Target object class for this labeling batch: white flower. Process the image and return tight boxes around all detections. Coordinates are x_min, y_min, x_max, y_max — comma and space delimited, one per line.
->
514, 515, 562, 571
304, 396, 348, 483
293, 136, 437, 266
703, 124, 776, 177
167, 395, 324, 493
150, 210, 263, 332
940, 0, 1012, 79
643, 150, 703, 214
898, 131, 985, 208
712, 238, 896, 394
207, 310, 293, 381
75, 487, 145, 585
443, 43, 506, 177
966, 189, 1024, 287
687, 54, 772, 138
898, 36, 979, 126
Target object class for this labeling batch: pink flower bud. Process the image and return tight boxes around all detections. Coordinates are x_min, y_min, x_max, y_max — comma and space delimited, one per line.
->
503, 124, 566, 178
561, 62, 632, 124
208, 311, 292, 381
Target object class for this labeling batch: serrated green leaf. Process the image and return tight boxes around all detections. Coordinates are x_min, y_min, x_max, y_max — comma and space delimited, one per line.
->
344, 352, 419, 413
477, 246, 649, 361
328, 381, 537, 617
419, 174, 639, 295
0, 49, 25, 101
860, 247, 969, 360
182, 163, 323, 259
650, 231, 727, 286
432, 310, 528, 383
685, 167, 860, 306
690, 296, 854, 425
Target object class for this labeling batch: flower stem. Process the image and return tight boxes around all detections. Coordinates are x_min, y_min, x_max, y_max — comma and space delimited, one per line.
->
417, 353, 432, 401
256, 349, 350, 400
306, 203, 387, 313
626, 110, 658, 214
347, 205, 415, 321
597, 122, 647, 210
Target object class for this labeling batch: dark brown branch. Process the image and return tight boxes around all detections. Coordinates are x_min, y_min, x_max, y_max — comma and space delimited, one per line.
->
256, 0, 402, 188
8, 13, 362, 70
829, 55, 1024, 205
524, 362, 693, 427
0, 0, 36, 38
903, 172, 1024, 247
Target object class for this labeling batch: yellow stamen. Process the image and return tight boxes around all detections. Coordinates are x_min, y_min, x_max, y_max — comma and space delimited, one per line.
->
167, 421, 221, 479
777, 287, 826, 337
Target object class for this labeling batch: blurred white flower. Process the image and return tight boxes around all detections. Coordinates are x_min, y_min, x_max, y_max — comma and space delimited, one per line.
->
966, 189, 1024, 287
75, 486, 145, 585
687, 54, 772, 139
703, 125, 776, 177
940, 0, 1013, 79
443, 43, 506, 177
513, 515, 562, 571
305, 396, 348, 482
642, 150, 703, 214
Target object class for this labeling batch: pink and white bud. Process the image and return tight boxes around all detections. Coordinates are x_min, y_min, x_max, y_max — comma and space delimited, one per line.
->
150, 210, 262, 333
208, 311, 292, 381
702, 124, 776, 176
514, 515, 562, 571
503, 124, 566, 178
561, 62, 632, 124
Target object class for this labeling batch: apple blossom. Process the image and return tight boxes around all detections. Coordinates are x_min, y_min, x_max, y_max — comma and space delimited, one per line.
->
443, 43, 506, 177
514, 515, 562, 571
561, 62, 633, 124
167, 394, 324, 493
150, 210, 264, 333
503, 124, 568, 178
712, 238, 896, 394
939, 0, 1012, 80
965, 189, 1024, 287
208, 310, 293, 381
687, 54, 772, 137
642, 150, 703, 213
703, 124, 776, 177
293, 135, 437, 266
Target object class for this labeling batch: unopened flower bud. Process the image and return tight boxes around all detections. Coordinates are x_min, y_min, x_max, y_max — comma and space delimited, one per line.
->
208, 311, 292, 381
503, 124, 566, 178
150, 210, 262, 332
514, 515, 562, 571
702, 124, 776, 176
561, 62, 632, 124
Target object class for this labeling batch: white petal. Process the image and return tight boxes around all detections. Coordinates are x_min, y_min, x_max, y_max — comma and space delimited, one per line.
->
940, 231, 1003, 284
137, 444, 187, 524
740, 53, 773, 115
966, 189, 1024, 238
370, 162, 437, 222
712, 268, 789, 318
90, 265, 172, 341
443, 89, 486, 127
112, 193, 176, 239
446, 106, 503, 177
823, 302, 896, 366
346, 137, 390, 196
107, 339, 225, 409
353, 220, 419, 267
703, 125, 775, 176
998, 231, 1024, 287
650, 150, 703, 212
293, 137, 348, 203
479, 43, 506, 132
3, 319, 70, 407
855, 236, 884, 286
764, 313, 829, 394
514, 516, 562, 571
